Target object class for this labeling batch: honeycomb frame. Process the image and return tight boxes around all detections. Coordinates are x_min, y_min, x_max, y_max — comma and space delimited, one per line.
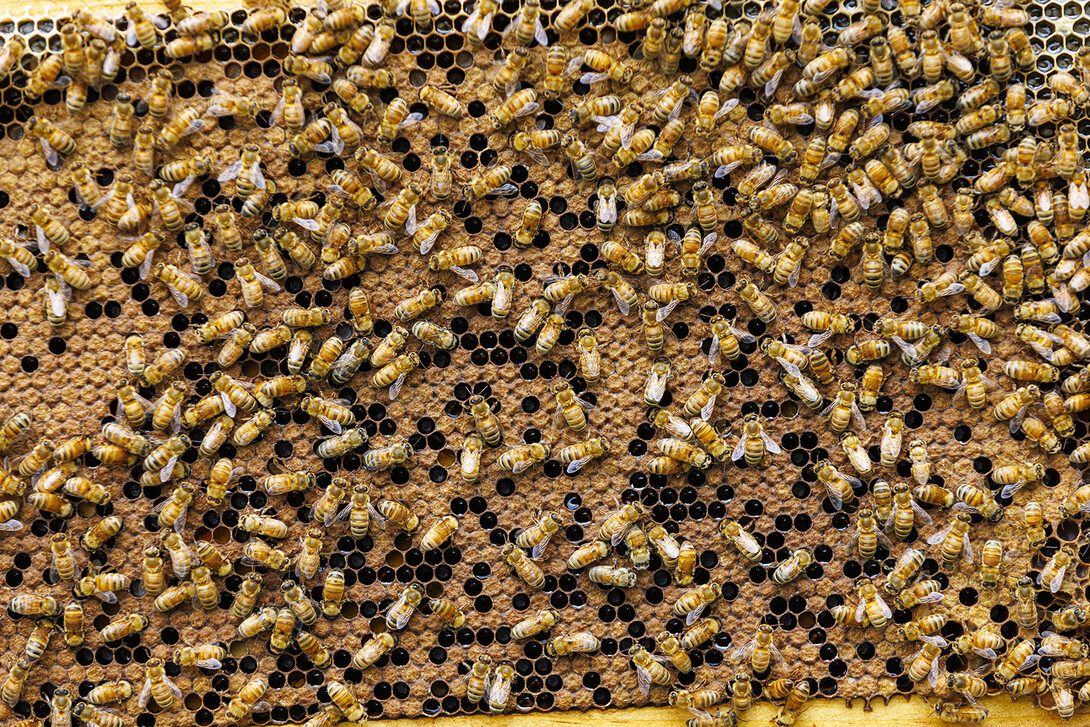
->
0, 0, 1086, 724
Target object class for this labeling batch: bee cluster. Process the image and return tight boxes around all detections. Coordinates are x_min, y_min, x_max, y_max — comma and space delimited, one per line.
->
1, 0, 1090, 723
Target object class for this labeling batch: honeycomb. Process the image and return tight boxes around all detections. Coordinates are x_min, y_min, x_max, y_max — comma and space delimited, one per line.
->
0, 0, 1087, 723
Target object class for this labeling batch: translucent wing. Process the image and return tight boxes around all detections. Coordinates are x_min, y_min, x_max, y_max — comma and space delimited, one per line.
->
761, 431, 781, 455
451, 266, 479, 282
389, 371, 409, 400
138, 249, 156, 280
966, 332, 992, 354
137, 678, 153, 708
1050, 564, 1068, 594
251, 271, 279, 294
565, 456, 592, 474
685, 602, 706, 626
926, 524, 951, 546
160, 454, 181, 482
635, 663, 652, 696
656, 299, 679, 322
647, 371, 667, 403
700, 392, 718, 421
610, 287, 630, 316
46, 282, 69, 319
217, 159, 243, 182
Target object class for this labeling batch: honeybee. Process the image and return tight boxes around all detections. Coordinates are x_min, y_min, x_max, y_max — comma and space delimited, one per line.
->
735, 278, 778, 323
342, 626, 399, 672
137, 658, 182, 711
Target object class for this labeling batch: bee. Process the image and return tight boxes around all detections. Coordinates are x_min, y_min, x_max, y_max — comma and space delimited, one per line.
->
223, 676, 269, 725
735, 278, 777, 324
371, 499, 419, 535
462, 394, 504, 448
136, 658, 182, 711
497, 442, 550, 475
567, 540, 610, 571
507, 609, 562, 643
770, 547, 812, 585
628, 645, 672, 697
266, 607, 297, 654
718, 520, 763, 563
730, 624, 784, 676
80, 515, 122, 552
993, 639, 1040, 686
320, 566, 342, 619
1020, 416, 1062, 455
350, 631, 398, 673
1036, 546, 1075, 594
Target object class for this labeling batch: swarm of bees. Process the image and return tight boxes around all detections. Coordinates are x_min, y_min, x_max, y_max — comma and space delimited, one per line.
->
5, 0, 1090, 723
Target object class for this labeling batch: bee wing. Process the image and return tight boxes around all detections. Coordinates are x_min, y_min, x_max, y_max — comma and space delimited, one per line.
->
94, 590, 119, 604
910, 500, 932, 527
961, 534, 974, 564
196, 657, 223, 669
451, 266, 479, 282
920, 633, 947, 648
251, 161, 267, 190
999, 479, 1028, 500
217, 159, 243, 183
516, 101, 541, 119
846, 447, 872, 474
219, 393, 238, 418
700, 392, 718, 421
965, 331, 992, 355
522, 145, 548, 165
317, 415, 343, 435
871, 591, 892, 620
35, 137, 59, 168
565, 456, 592, 474
137, 677, 153, 708
598, 191, 616, 223
160, 455, 181, 483
46, 282, 69, 319
1050, 564, 1068, 594
806, 330, 834, 348
254, 271, 281, 293
530, 533, 554, 561
1009, 406, 1029, 436
708, 332, 721, 365
761, 431, 781, 455
389, 372, 410, 401
951, 378, 968, 406
136, 249, 157, 281
608, 286, 630, 316
3, 251, 29, 278
832, 466, 862, 488
729, 637, 757, 664
404, 205, 418, 236
533, 17, 549, 47
656, 299, 680, 321
825, 483, 843, 511
476, 10, 494, 38
647, 371, 668, 404
854, 598, 867, 624
33, 224, 50, 255
685, 602, 706, 626
876, 431, 902, 459
490, 673, 511, 705
736, 534, 761, 557
490, 182, 519, 197
764, 68, 786, 98
926, 523, 951, 545
634, 662, 652, 696
0, 519, 24, 531
927, 655, 941, 688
